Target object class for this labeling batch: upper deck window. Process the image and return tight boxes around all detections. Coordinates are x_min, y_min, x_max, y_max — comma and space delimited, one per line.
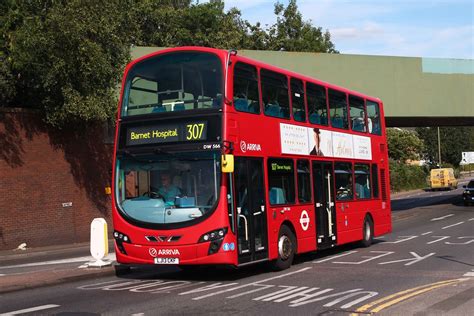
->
122, 52, 223, 117
329, 89, 348, 129
307, 83, 328, 126
233, 62, 260, 114
349, 95, 366, 133
291, 78, 305, 122
261, 69, 290, 119
366, 100, 382, 135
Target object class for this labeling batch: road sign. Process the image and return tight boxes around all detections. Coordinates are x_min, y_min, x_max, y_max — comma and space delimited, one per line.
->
461, 152, 474, 164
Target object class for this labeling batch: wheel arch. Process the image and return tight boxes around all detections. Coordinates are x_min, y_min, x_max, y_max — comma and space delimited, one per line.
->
280, 220, 298, 253
364, 211, 374, 225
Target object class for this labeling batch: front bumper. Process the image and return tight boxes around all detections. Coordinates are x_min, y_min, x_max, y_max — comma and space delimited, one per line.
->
115, 240, 237, 266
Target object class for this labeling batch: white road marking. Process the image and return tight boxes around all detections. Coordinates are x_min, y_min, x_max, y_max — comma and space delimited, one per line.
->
226, 284, 275, 298
78, 280, 140, 290
254, 285, 306, 301
431, 214, 454, 221
427, 236, 450, 244
442, 222, 465, 230
130, 280, 194, 293
77, 271, 379, 310
0, 304, 60, 315
288, 288, 377, 308
469, 218, 474, 221
333, 251, 393, 265
384, 235, 418, 244
379, 252, 435, 266
180, 267, 312, 300
463, 270, 474, 277
313, 251, 358, 263
252, 285, 378, 309
421, 231, 433, 236
445, 237, 474, 245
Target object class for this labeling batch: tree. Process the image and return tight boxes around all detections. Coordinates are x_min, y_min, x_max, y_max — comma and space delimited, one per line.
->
135, 0, 338, 53
386, 128, 424, 163
5, 0, 137, 127
134, 1, 247, 49
0, 0, 20, 105
416, 127, 474, 167
265, 0, 338, 53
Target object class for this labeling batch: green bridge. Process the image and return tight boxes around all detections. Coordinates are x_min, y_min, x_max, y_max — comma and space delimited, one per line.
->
133, 47, 474, 127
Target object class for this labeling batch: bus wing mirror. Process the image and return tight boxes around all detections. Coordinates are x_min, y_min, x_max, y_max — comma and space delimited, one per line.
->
221, 154, 234, 173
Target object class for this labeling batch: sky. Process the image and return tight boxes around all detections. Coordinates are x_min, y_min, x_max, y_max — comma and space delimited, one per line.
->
215, 0, 474, 59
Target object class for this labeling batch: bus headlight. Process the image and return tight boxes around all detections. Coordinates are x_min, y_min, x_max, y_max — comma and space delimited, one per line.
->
114, 230, 132, 255
198, 228, 228, 243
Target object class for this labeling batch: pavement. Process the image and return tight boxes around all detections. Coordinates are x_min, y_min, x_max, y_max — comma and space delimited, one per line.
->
0, 242, 116, 294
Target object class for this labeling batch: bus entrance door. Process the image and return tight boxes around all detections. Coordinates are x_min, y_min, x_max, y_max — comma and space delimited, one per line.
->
234, 157, 268, 264
312, 161, 337, 249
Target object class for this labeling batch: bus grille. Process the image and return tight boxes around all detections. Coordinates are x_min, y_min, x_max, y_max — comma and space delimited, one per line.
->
145, 235, 182, 242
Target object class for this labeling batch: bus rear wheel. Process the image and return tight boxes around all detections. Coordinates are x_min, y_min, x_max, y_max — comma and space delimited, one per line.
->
271, 225, 295, 271
360, 217, 373, 248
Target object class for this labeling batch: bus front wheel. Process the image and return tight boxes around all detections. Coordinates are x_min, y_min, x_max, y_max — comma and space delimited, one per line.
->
271, 225, 296, 271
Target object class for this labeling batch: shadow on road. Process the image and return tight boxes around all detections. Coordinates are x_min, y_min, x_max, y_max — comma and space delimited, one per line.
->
392, 194, 463, 211
437, 255, 474, 268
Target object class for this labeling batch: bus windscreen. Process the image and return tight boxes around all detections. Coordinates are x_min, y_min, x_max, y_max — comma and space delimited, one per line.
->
122, 51, 223, 116
115, 150, 221, 227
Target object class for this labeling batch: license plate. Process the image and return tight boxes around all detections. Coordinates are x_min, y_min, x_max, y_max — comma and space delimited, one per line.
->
154, 257, 179, 264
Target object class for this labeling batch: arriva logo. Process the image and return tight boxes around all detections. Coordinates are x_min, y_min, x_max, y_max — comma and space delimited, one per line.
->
240, 140, 262, 153
158, 249, 181, 256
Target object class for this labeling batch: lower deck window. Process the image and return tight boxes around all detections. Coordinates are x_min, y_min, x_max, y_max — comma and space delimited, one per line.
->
335, 162, 353, 200
355, 164, 371, 199
268, 159, 295, 205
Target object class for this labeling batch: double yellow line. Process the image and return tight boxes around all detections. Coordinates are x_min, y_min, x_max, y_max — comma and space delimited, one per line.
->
350, 278, 469, 315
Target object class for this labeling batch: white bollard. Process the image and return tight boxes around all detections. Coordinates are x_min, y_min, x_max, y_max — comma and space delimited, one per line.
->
87, 218, 111, 267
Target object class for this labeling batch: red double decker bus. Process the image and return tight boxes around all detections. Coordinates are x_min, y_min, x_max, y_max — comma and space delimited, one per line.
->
112, 46, 391, 270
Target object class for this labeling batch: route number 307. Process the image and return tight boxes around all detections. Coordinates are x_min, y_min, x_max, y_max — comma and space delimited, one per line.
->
186, 123, 205, 140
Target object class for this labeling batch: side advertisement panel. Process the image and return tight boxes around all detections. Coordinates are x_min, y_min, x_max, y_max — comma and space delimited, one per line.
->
280, 123, 372, 160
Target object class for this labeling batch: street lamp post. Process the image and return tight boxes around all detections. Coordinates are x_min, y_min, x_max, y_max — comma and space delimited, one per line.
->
437, 127, 441, 168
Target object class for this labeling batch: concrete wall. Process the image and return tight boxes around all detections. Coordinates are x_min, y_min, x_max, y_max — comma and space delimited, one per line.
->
0, 109, 112, 250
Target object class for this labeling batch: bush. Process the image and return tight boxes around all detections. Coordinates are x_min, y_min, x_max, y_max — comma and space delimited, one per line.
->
389, 160, 428, 193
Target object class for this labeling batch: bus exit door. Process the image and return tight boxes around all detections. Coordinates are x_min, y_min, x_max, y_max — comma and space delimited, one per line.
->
312, 161, 337, 249
234, 157, 268, 264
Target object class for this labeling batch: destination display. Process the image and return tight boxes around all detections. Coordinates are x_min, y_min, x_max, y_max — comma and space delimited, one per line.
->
280, 123, 372, 160
125, 121, 208, 146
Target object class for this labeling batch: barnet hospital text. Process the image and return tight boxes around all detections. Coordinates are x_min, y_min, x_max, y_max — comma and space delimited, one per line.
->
130, 129, 178, 140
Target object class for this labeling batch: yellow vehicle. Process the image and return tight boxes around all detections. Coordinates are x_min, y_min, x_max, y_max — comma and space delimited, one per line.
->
430, 168, 458, 190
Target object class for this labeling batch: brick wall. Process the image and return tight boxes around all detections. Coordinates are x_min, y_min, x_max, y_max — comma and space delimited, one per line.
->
0, 108, 113, 251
